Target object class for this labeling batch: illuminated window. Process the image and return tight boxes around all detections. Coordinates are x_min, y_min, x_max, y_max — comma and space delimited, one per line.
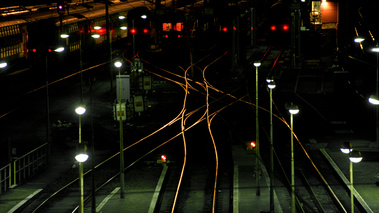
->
162, 23, 172, 31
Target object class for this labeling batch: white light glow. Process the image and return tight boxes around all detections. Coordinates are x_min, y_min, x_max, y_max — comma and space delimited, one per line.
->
0, 62, 7, 68
340, 148, 352, 154
120, 26, 127, 30
372, 47, 379, 53
60, 34, 69, 39
94, 26, 101, 30
349, 156, 363, 163
114, 61, 122, 68
141, 14, 147, 19
254, 62, 261, 67
354, 37, 364, 43
91, 34, 100, 39
54, 47, 65, 52
119, 15, 125, 20
369, 95, 379, 105
75, 153, 89, 162
289, 108, 299, 114
75, 106, 86, 115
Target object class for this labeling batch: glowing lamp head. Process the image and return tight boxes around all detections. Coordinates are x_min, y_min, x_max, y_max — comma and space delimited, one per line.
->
340, 142, 352, 154
369, 95, 379, 105
253, 60, 261, 67
114, 61, 122, 68
349, 151, 363, 163
75, 153, 89, 162
75, 106, 86, 115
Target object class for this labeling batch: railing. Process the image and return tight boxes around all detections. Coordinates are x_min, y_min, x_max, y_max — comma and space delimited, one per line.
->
0, 143, 48, 194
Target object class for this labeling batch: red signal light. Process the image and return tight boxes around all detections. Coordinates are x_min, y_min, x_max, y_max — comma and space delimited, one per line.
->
178, 35, 181, 38
130, 28, 136, 34
32, 49, 37, 53
250, 141, 256, 148
164, 35, 168, 38
282, 24, 289, 31
270, 25, 276, 31
143, 29, 148, 34
161, 155, 167, 162
222, 27, 228, 32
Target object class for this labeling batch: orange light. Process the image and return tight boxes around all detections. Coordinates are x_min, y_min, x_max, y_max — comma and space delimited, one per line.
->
282, 24, 289, 31
250, 141, 256, 148
271, 25, 276, 31
161, 155, 167, 162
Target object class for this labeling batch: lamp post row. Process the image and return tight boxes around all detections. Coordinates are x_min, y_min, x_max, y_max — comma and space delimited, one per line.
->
254, 61, 299, 213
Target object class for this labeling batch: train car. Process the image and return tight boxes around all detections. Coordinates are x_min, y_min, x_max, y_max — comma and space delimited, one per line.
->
0, 1, 153, 71
265, 1, 291, 46
158, 10, 186, 50
126, 6, 153, 49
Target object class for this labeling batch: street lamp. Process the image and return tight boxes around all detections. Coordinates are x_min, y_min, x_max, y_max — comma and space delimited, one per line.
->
369, 45, 379, 149
254, 60, 261, 196
75, 106, 87, 213
0, 62, 7, 68
267, 78, 276, 212
114, 61, 126, 198
288, 103, 299, 213
340, 142, 363, 213
353, 36, 365, 43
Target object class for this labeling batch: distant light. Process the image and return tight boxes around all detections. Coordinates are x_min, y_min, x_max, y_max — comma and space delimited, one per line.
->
60, 34, 69, 39
288, 105, 299, 114
372, 47, 379, 53
0, 62, 7, 68
94, 26, 101, 30
92, 33, 100, 39
301, 0, 305, 2
143, 28, 148, 33
340, 148, 351, 154
254, 61, 261, 67
354, 37, 365, 43
119, 15, 125, 20
141, 14, 147, 19
54, 47, 65, 52
268, 81, 276, 89
349, 151, 362, 163
282, 25, 289, 31
75, 153, 89, 162
130, 28, 136, 34
120, 26, 127, 30
222, 27, 228, 32
271, 25, 276, 31
114, 61, 122, 68
75, 106, 86, 115
369, 95, 379, 105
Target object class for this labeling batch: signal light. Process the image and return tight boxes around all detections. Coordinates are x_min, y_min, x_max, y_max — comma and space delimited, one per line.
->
143, 29, 148, 34
282, 24, 289, 31
57, 1, 64, 14
246, 141, 256, 150
164, 35, 168, 38
222, 27, 228, 32
161, 155, 167, 162
130, 28, 136, 34
270, 25, 276, 31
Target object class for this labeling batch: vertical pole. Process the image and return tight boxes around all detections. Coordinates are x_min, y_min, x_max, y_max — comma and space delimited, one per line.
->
350, 160, 354, 213
90, 80, 96, 213
376, 50, 379, 148
255, 65, 260, 196
119, 70, 125, 198
45, 56, 50, 163
269, 89, 274, 212
291, 114, 295, 213
106, 2, 113, 95
78, 115, 84, 213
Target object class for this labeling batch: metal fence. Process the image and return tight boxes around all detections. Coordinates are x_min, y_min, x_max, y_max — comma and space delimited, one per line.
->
0, 143, 48, 194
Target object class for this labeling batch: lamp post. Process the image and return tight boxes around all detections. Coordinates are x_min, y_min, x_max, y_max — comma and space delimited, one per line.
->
371, 45, 379, 149
254, 60, 261, 196
115, 61, 126, 198
75, 106, 87, 213
288, 104, 299, 213
267, 79, 276, 212
340, 142, 363, 213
